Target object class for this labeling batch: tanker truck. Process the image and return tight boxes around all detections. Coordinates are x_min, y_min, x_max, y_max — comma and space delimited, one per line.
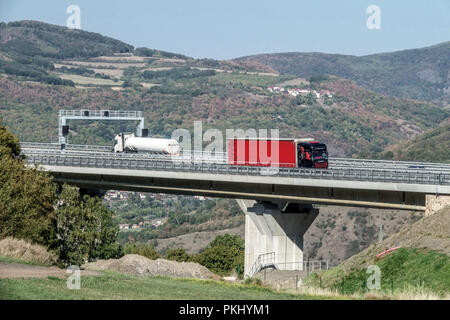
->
114, 133, 180, 155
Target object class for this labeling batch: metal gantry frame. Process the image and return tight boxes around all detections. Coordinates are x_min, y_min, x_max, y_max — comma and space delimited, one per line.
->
58, 110, 145, 147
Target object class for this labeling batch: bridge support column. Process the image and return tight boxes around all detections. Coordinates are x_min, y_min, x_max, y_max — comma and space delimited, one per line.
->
425, 194, 450, 216
237, 199, 318, 277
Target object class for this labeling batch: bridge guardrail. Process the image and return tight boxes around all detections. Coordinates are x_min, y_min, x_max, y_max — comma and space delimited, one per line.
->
24, 153, 450, 186
22, 143, 450, 171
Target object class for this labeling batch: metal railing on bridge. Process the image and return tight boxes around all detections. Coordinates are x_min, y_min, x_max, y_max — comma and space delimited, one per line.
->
23, 152, 450, 186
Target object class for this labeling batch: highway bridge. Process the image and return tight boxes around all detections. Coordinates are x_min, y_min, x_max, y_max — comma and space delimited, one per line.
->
21, 142, 450, 276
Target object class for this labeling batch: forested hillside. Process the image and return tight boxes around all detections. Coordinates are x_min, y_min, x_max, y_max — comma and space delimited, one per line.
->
1, 74, 447, 157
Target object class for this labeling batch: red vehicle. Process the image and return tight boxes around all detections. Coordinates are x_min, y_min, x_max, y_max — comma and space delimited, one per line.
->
227, 138, 328, 169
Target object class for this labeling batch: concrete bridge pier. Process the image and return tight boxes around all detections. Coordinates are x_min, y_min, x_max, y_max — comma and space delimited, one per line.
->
237, 199, 319, 277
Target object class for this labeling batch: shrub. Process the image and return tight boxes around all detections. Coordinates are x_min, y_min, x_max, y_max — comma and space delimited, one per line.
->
208, 234, 244, 251
52, 185, 121, 266
195, 244, 244, 276
165, 248, 192, 262
194, 234, 245, 275
244, 277, 262, 286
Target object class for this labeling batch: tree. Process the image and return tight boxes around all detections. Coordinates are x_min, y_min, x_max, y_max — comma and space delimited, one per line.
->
85, 196, 121, 260
0, 121, 57, 245
0, 119, 21, 158
194, 234, 245, 275
165, 248, 192, 262
53, 185, 120, 266
195, 245, 244, 275
209, 234, 244, 251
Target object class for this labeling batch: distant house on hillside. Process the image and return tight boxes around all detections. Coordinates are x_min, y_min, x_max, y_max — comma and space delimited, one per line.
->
321, 90, 334, 98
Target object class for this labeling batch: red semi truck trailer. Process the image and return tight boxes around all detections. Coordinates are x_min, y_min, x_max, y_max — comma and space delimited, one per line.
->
227, 138, 328, 169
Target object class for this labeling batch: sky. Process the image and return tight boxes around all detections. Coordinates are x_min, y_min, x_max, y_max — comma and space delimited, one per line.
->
0, 0, 449, 60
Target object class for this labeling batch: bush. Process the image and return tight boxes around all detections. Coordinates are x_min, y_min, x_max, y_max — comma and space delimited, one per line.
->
209, 234, 244, 251
165, 248, 192, 262
194, 234, 245, 275
122, 80, 142, 89
52, 185, 121, 266
244, 277, 262, 286
195, 245, 243, 275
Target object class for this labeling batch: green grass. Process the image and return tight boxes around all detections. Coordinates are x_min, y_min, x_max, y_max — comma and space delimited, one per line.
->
55, 73, 123, 86
305, 248, 450, 297
0, 271, 341, 300
0, 255, 53, 267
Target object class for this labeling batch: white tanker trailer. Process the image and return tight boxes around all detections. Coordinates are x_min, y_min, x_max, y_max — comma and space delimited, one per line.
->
114, 133, 180, 154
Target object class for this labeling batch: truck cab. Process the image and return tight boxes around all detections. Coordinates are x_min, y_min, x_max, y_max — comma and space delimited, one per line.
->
297, 142, 328, 168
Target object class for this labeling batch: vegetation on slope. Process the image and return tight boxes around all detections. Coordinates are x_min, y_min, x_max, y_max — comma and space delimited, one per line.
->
307, 247, 450, 296
387, 120, 450, 163
1, 75, 447, 158
0, 20, 133, 59
0, 20, 134, 86
305, 205, 450, 296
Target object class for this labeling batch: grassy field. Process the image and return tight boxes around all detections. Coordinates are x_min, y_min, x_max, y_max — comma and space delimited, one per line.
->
56, 73, 123, 86
0, 271, 343, 300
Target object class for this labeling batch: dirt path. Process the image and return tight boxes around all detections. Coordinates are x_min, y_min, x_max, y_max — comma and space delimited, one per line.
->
0, 262, 101, 279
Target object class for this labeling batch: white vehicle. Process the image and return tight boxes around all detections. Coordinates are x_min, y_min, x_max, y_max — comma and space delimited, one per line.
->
114, 133, 180, 155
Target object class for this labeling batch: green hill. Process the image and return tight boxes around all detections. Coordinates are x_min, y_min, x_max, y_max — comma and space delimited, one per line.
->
235, 42, 450, 107
305, 205, 450, 296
